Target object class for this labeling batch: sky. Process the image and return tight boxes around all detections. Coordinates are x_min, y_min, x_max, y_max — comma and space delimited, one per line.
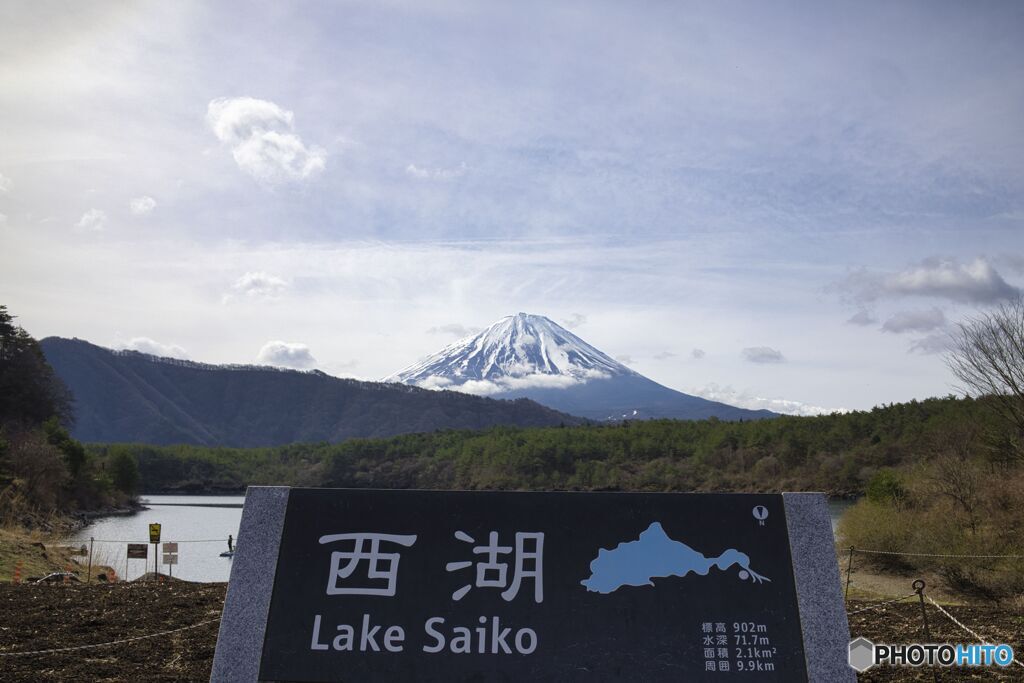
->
2, 1, 1023, 415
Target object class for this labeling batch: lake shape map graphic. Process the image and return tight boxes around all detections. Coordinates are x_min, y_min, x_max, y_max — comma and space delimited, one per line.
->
581, 521, 770, 593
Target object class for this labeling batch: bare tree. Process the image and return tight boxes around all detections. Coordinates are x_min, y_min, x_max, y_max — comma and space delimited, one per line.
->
946, 297, 1024, 457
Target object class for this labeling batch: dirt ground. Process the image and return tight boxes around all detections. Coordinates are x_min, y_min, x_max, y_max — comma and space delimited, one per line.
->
0, 581, 224, 682
850, 599, 1024, 682
0, 582, 1021, 681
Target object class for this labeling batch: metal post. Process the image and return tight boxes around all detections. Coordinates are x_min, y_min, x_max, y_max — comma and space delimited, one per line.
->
913, 579, 940, 683
845, 546, 855, 600
87, 537, 94, 584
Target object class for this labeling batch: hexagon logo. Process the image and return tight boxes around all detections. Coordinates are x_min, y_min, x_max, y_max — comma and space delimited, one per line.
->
848, 637, 875, 672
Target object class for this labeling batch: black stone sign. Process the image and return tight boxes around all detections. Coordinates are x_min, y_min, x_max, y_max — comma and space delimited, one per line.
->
211, 488, 853, 682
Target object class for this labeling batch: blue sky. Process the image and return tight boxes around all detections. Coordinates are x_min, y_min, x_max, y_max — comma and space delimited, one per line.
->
1, 1, 1023, 414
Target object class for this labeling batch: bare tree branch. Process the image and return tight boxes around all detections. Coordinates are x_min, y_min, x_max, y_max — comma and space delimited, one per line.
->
946, 297, 1024, 457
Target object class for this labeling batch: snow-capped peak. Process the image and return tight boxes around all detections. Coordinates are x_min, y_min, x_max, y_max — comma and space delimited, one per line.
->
385, 313, 635, 388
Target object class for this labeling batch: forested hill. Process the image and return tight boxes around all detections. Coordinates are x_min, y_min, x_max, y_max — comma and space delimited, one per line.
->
92, 395, 1008, 496
40, 337, 582, 446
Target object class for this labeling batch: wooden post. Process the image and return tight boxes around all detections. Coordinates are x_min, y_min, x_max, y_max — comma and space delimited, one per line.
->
87, 537, 94, 584
845, 546, 855, 600
913, 579, 940, 683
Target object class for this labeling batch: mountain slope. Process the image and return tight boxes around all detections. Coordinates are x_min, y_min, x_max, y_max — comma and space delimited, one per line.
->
387, 312, 631, 385
40, 337, 582, 446
387, 313, 775, 421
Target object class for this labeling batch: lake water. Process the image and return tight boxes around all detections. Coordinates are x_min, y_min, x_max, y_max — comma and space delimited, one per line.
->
71, 495, 244, 583
71, 494, 855, 583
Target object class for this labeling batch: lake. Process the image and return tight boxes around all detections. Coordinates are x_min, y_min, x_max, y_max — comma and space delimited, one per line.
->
71, 495, 245, 583
72, 494, 855, 583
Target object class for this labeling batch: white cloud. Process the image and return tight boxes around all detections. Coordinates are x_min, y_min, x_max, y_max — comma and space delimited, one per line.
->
256, 340, 317, 369
653, 350, 677, 360
908, 331, 954, 355
75, 208, 107, 231
742, 346, 785, 364
690, 349, 705, 360
405, 162, 466, 180
462, 373, 583, 395
844, 257, 1020, 304
0, 213, 7, 226
562, 313, 587, 329
228, 271, 289, 300
996, 254, 1024, 274
206, 97, 326, 183
615, 354, 635, 365
0, 172, 11, 194
415, 376, 454, 390
129, 196, 156, 215
116, 336, 189, 360
414, 371, 598, 396
427, 323, 481, 337
881, 307, 947, 334
847, 310, 877, 326
692, 383, 846, 417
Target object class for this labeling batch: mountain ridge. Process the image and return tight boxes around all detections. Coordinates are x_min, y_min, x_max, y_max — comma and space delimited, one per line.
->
40, 337, 583, 446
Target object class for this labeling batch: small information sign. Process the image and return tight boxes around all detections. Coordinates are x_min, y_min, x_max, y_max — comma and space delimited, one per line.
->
163, 542, 179, 565
149, 523, 161, 544
127, 543, 148, 560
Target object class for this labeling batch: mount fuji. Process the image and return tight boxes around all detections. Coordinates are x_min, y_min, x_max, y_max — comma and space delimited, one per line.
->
385, 313, 775, 421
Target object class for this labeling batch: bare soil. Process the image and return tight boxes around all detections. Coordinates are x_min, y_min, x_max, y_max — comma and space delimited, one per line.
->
0, 582, 224, 682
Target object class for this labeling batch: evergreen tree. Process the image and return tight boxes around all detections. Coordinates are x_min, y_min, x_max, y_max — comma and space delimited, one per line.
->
0, 305, 72, 426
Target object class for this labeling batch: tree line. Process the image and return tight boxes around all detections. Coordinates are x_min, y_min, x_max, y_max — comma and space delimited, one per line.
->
94, 395, 1005, 497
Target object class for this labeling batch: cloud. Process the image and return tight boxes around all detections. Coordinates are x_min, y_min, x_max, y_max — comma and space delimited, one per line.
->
405, 162, 466, 180
413, 368, 609, 396
615, 354, 635, 365
908, 331, 954, 355
742, 347, 785, 364
844, 257, 1020, 304
847, 310, 877, 326
116, 336, 189, 360
228, 271, 289, 299
0, 172, 10, 194
881, 307, 947, 334
690, 349, 705, 360
653, 350, 677, 360
256, 340, 317, 369
75, 208, 107, 231
129, 196, 156, 215
561, 313, 587, 329
427, 323, 481, 337
692, 383, 846, 417
448, 373, 584, 396
415, 376, 454, 390
996, 254, 1024, 274
206, 97, 326, 183
0, 213, 7, 226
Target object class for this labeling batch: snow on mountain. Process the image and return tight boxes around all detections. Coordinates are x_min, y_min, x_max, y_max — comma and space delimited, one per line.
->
386, 313, 776, 422
385, 313, 636, 395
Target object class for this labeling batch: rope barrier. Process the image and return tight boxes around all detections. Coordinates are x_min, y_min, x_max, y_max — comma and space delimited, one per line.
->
853, 548, 1024, 559
846, 592, 919, 616
925, 596, 1024, 669
0, 618, 221, 658
87, 539, 229, 544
